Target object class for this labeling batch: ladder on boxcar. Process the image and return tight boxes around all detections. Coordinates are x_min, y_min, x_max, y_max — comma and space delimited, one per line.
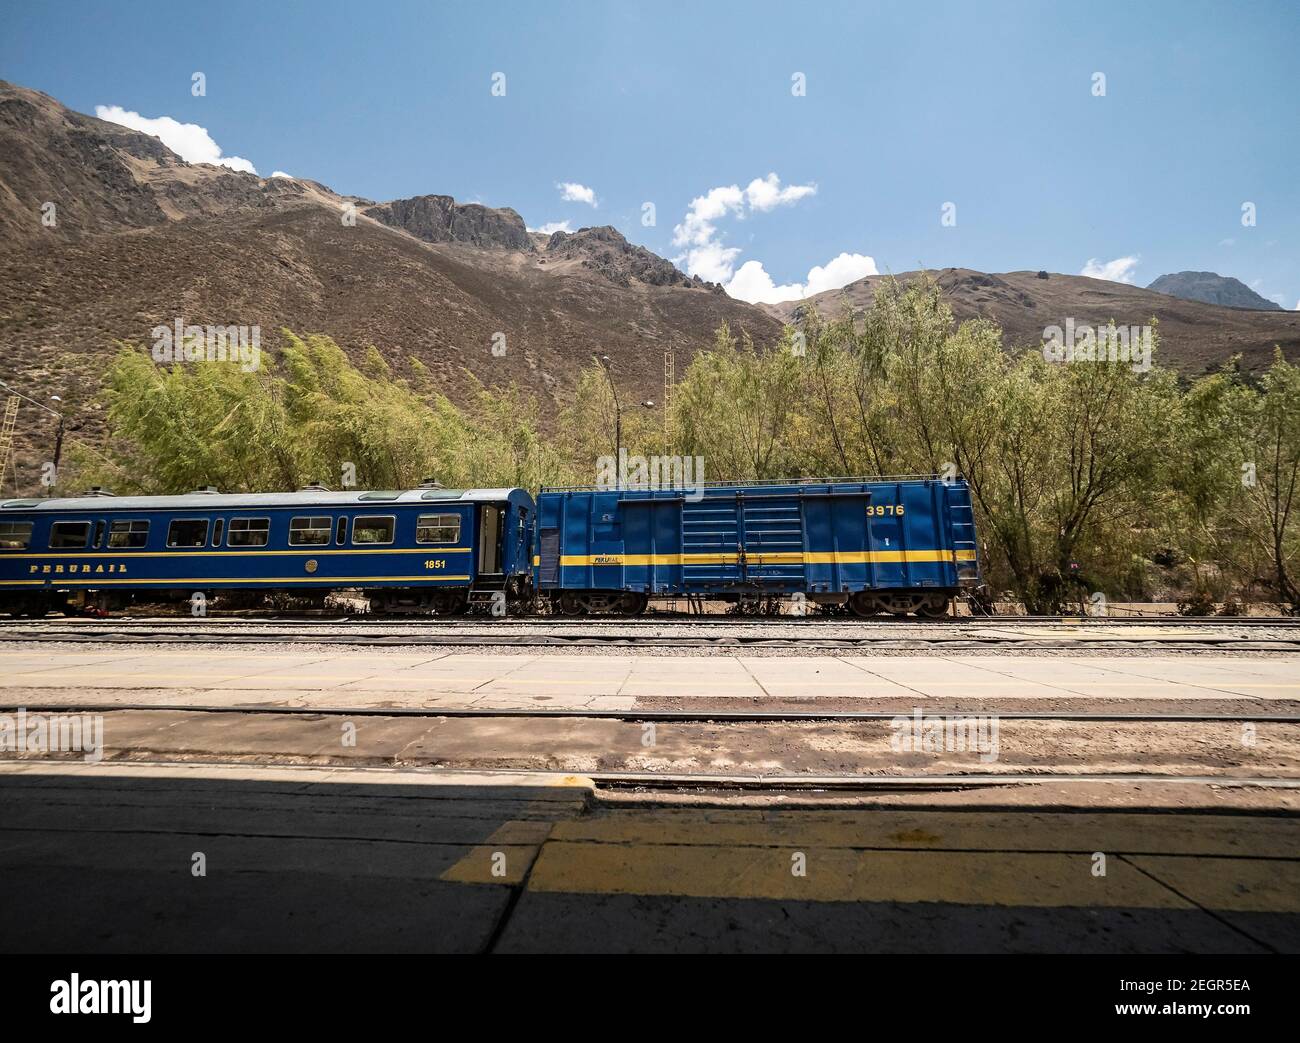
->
737, 495, 806, 588
0, 396, 19, 494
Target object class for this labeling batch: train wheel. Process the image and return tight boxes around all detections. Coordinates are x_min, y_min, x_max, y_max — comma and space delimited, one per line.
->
916, 595, 951, 619
848, 592, 878, 617
557, 592, 586, 617
617, 593, 647, 616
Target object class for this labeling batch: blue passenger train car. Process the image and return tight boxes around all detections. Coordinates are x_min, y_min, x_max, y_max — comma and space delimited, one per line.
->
534, 477, 981, 616
0, 485, 535, 616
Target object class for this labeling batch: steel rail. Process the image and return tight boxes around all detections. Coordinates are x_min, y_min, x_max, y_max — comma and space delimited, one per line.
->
586, 771, 1300, 790
0, 629, 1296, 650
0, 614, 1296, 626
7, 703, 1300, 723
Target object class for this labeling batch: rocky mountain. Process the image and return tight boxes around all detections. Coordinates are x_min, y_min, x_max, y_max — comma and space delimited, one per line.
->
1147, 271, 1283, 311
537, 225, 716, 291
363, 194, 534, 251
0, 80, 779, 485
764, 268, 1300, 374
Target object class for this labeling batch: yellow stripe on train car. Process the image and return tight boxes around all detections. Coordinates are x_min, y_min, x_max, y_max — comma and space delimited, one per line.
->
546, 549, 976, 566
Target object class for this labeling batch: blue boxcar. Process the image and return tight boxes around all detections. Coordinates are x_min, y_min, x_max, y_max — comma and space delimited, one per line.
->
534, 477, 981, 616
0, 486, 535, 615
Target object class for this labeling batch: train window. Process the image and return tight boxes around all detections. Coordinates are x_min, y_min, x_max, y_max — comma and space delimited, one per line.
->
213, 519, 224, 546
351, 515, 394, 545
289, 516, 332, 546
49, 521, 90, 549
0, 521, 33, 549
335, 517, 347, 545
93, 520, 106, 548
227, 517, 270, 547
416, 513, 460, 544
166, 518, 209, 548
108, 520, 149, 549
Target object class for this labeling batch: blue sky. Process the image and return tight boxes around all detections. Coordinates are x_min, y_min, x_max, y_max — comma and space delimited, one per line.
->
3, 0, 1297, 305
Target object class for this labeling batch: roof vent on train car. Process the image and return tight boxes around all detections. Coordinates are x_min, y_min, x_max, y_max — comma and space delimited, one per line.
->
81, 486, 116, 497
190, 486, 220, 494
418, 477, 444, 489
298, 481, 332, 492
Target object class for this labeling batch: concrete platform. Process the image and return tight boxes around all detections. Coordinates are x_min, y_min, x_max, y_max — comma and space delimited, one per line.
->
1, 648, 1297, 712
1, 761, 1296, 953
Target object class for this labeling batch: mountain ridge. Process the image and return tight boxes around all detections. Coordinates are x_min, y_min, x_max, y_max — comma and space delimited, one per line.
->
762, 267, 1299, 372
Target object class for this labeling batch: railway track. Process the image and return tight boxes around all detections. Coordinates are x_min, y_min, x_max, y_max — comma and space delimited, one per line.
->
585, 771, 1300, 791
7, 701, 1297, 790
1, 613, 1296, 626
0, 621, 1295, 650
6, 702, 1300, 722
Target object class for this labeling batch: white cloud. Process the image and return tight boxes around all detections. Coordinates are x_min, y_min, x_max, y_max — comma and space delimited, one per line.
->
671, 173, 816, 285
1080, 255, 1139, 284
270, 171, 293, 179
673, 185, 745, 250
95, 104, 257, 174
743, 173, 816, 212
727, 252, 878, 304
529, 220, 573, 235
727, 261, 804, 303
689, 242, 743, 285
558, 182, 597, 207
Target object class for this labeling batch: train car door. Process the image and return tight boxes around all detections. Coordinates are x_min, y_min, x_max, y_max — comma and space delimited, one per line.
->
738, 492, 806, 591
477, 504, 504, 579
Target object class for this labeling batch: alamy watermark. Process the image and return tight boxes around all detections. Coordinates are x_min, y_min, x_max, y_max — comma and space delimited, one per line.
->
889, 709, 1000, 763
597, 450, 705, 502
50, 974, 150, 1023
0, 707, 104, 763
151, 318, 261, 372
1042, 319, 1151, 373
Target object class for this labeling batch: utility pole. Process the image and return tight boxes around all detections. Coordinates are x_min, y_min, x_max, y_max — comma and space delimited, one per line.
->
593, 354, 621, 488
663, 347, 675, 451
50, 394, 65, 485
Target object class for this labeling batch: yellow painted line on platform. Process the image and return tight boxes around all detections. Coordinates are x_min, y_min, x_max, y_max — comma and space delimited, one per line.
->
548, 811, 1300, 860
523, 844, 1196, 907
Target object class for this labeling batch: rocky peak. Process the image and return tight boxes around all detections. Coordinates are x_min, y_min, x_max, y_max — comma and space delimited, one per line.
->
363, 194, 533, 250
1147, 271, 1282, 311
541, 224, 718, 291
